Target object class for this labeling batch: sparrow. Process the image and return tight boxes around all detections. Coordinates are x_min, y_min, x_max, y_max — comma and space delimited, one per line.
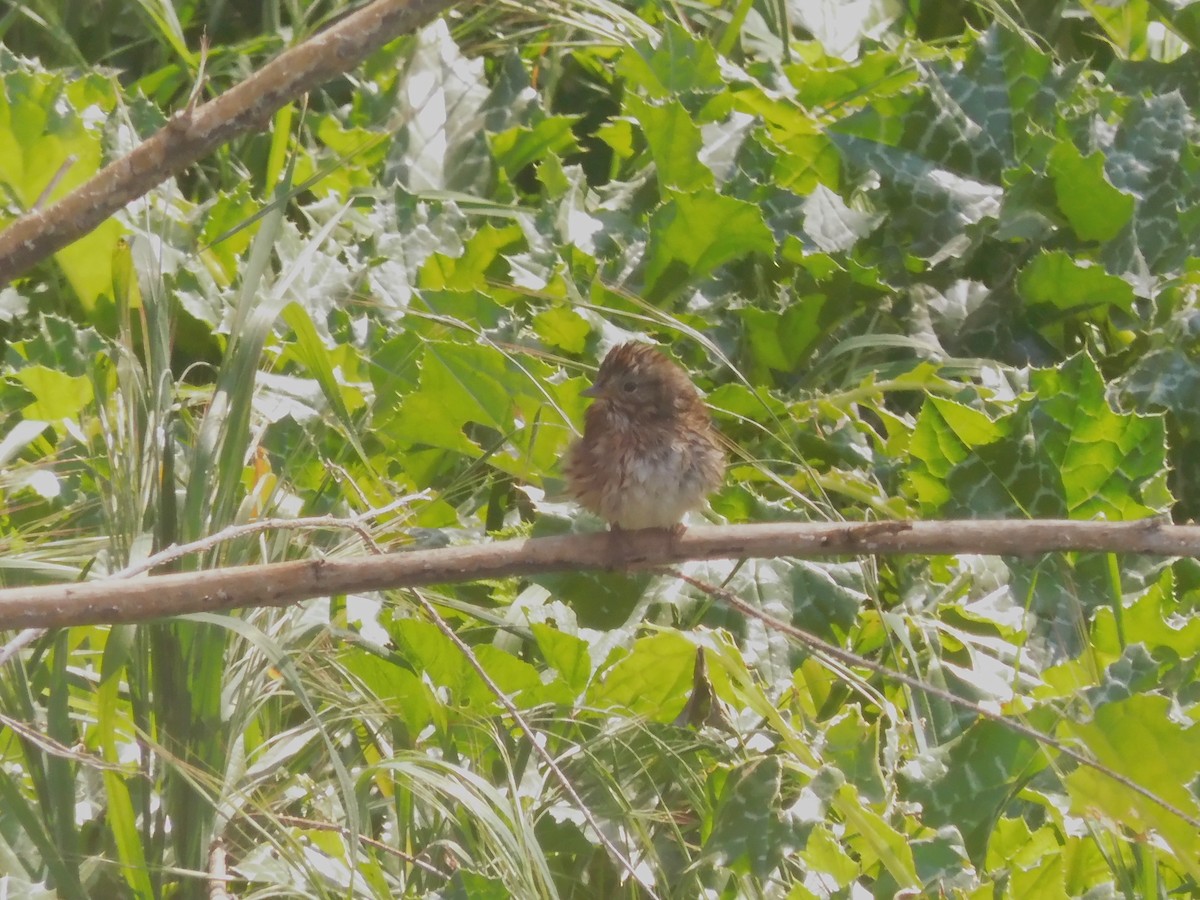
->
563, 342, 724, 530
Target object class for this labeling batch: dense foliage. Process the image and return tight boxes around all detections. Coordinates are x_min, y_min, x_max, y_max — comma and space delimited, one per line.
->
1, 0, 1199, 896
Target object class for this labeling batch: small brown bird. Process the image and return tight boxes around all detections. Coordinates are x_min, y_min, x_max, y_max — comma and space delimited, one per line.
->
564, 342, 724, 530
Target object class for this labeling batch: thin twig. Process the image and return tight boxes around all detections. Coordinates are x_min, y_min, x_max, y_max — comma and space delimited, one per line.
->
112, 492, 426, 578
668, 569, 1200, 832
274, 814, 452, 880
0, 710, 128, 771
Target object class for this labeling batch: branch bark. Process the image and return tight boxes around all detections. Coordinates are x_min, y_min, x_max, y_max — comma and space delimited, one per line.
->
0, 0, 459, 287
0, 518, 1193, 629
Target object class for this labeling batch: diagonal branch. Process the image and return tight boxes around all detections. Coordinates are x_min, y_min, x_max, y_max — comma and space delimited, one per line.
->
670, 568, 1200, 833
0, 518, 1195, 630
0, 0, 461, 287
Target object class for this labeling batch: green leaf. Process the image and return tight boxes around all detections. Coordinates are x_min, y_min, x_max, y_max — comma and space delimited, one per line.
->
702, 757, 798, 878
1018, 251, 1136, 316
901, 718, 1047, 860
1091, 576, 1200, 662
1100, 92, 1200, 277
644, 190, 774, 297
738, 294, 848, 376
490, 117, 580, 179
389, 619, 564, 711
280, 302, 369, 461
907, 355, 1167, 520
800, 823, 861, 889
836, 782, 920, 888
1026, 354, 1167, 520
625, 94, 712, 191
907, 397, 1004, 512
531, 624, 592, 696
0, 66, 122, 313
1048, 141, 1135, 242
616, 20, 725, 98
13, 366, 93, 421
339, 648, 432, 736
1063, 694, 1200, 881
387, 20, 490, 193
589, 632, 695, 718
799, 184, 882, 252
1080, 0, 1152, 59
533, 306, 590, 354
420, 225, 525, 293
389, 340, 569, 480
830, 133, 1002, 262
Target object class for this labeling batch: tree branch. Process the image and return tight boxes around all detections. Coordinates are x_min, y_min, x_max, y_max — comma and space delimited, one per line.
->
0, 518, 1193, 629
671, 568, 1200, 832
0, 0, 460, 287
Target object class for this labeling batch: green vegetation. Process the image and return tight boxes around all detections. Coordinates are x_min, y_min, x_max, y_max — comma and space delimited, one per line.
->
1, 0, 1199, 896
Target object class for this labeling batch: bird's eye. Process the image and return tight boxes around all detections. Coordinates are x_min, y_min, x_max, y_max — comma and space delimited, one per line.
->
621, 379, 637, 393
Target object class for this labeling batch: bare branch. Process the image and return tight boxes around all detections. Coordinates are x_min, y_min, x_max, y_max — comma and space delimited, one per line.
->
0, 0, 460, 287
0, 496, 426, 665
0, 518, 1194, 630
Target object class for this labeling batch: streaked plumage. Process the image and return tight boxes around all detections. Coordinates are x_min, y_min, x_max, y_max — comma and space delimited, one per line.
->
564, 343, 724, 530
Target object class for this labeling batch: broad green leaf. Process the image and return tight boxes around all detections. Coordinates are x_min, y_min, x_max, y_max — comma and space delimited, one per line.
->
1091, 575, 1200, 663
280, 302, 369, 461
388, 340, 570, 480
1027, 354, 1167, 520
1048, 141, 1134, 242
801, 823, 860, 889
702, 757, 798, 878
734, 90, 838, 191
1100, 92, 1200, 278
908, 355, 1167, 520
625, 94, 713, 191
799, 184, 882, 252
490, 117, 580, 179
837, 782, 920, 888
907, 397, 1004, 512
616, 20, 725, 98
1063, 694, 1200, 881
786, 47, 917, 111
985, 816, 1064, 872
588, 631, 695, 718
901, 718, 1048, 860
0, 66, 121, 313
532, 306, 590, 354
388, 619, 564, 711
531, 624, 592, 696
1018, 251, 1136, 317
822, 709, 886, 801
198, 184, 258, 286
739, 303, 828, 374
388, 20, 490, 193
830, 132, 1002, 262
13, 366, 93, 421
644, 190, 774, 297
339, 648, 432, 736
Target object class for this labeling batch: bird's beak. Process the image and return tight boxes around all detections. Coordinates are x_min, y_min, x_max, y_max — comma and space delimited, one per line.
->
581, 384, 602, 398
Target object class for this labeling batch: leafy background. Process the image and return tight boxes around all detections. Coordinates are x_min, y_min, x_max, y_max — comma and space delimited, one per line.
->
1, 0, 1199, 896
